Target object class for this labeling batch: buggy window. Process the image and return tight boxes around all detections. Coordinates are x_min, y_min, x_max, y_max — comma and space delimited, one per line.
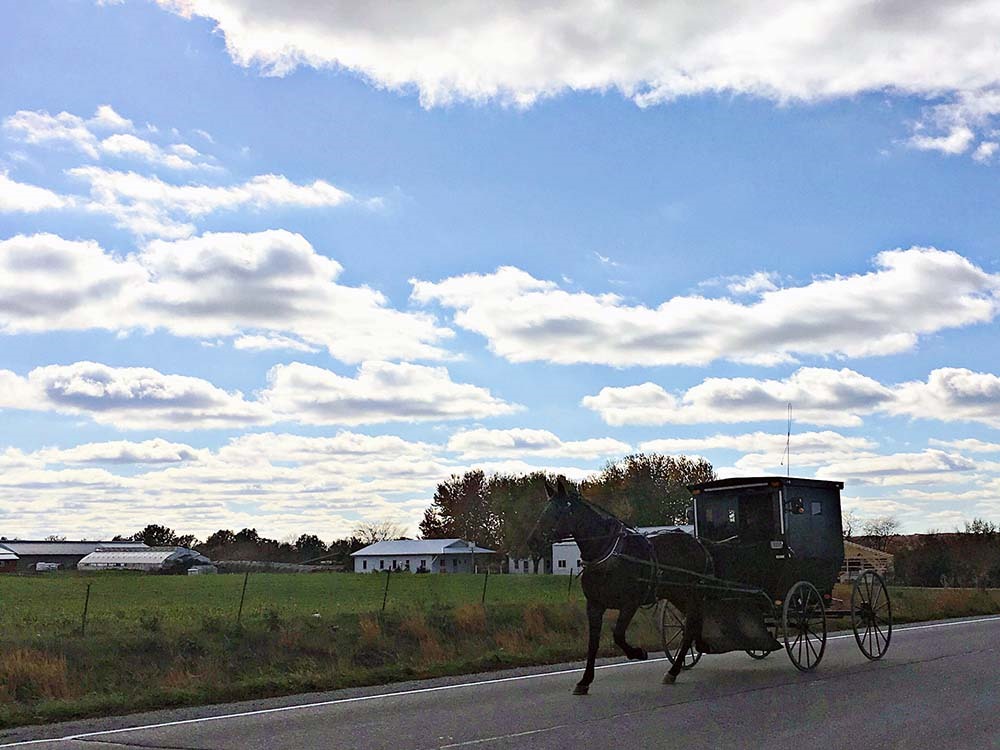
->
738, 492, 776, 542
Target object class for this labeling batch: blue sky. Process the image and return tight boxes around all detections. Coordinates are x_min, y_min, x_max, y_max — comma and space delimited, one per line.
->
2, 0, 1000, 539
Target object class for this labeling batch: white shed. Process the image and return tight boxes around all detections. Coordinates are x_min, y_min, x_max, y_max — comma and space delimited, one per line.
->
351, 539, 495, 574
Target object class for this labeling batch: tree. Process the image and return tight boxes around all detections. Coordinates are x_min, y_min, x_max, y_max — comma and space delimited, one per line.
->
126, 524, 198, 548
963, 518, 998, 535
861, 516, 900, 552
419, 470, 501, 549
488, 471, 563, 564
294, 534, 328, 562
354, 520, 408, 545
43, 534, 66, 542
582, 454, 715, 526
842, 510, 861, 539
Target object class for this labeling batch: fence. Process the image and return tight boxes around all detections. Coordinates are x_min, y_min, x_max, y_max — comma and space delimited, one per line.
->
0, 569, 583, 639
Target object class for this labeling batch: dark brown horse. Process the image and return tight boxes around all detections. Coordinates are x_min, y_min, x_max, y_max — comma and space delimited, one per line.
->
527, 479, 712, 694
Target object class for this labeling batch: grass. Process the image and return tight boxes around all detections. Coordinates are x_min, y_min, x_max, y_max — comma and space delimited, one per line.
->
0, 573, 998, 730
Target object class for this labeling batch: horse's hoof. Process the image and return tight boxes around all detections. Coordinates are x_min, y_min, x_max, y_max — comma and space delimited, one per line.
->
636, 648, 648, 661
662, 673, 677, 685
573, 685, 589, 695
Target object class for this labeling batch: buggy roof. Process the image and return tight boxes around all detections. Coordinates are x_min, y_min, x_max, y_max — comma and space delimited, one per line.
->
687, 476, 844, 493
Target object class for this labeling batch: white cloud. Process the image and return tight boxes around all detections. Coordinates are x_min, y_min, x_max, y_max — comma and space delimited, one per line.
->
413, 248, 1000, 367
0, 231, 452, 362
0, 233, 146, 334
0, 361, 270, 431
69, 168, 354, 238
583, 368, 892, 427
261, 361, 519, 426
233, 333, 319, 353
641, 430, 876, 463
928, 438, 1000, 454
584, 366, 1000, 428
89, 105, 133, 132
908, 125, 976, 155
448, 428, 629, 460
99, 133, 210, 171
888, 368, 1000, 428
1, 359, 516, 430
38, 438, 208, 465
973, 141, 999, 163
0, 172, 72, 212
153, 2, 1000, 108
4, 108, 101, 157
727, 271, 779, 295
815, 449, 977, 487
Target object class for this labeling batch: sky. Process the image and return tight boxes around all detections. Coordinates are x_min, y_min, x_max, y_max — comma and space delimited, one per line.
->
1, 0, 1000, 541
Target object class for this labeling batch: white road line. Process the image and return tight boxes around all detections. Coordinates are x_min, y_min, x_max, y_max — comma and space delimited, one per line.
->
3, 614, 999, 748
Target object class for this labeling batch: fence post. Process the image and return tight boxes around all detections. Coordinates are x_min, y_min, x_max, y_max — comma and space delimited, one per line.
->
381, 568, 391, 613
481, 569, 489, 605
237, 571, 250, 624
80, 583, 92, 636
567, 570, 574, 599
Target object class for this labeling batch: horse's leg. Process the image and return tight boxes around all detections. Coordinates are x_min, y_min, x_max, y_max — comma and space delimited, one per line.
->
663, 604, 700, 685
575, 600, 604, 695
613, 601, 647, 661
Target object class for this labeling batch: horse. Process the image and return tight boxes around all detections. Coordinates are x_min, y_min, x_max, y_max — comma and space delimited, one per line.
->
527, 478, 713, 694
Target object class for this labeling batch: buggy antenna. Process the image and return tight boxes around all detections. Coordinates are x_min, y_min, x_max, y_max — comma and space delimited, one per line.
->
779, 402, 792, 477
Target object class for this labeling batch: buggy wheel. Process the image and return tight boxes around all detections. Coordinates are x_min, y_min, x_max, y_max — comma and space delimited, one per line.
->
782, 581, 826, 672
746, 649, 772, 660
852, 571, 892, 660
658, 600, 702, 669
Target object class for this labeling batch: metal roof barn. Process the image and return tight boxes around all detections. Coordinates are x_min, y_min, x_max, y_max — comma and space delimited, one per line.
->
78, 546, 210, 573
0, 547, 17, 574
0, 540, 148, 572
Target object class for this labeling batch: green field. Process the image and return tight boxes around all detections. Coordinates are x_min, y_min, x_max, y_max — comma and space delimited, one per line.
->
0, 571, 580, 636
0, 572, 998, 730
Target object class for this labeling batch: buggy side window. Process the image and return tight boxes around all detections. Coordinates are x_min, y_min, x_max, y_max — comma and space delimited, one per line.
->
811, 501, 823, 516
738, 492, 777, 542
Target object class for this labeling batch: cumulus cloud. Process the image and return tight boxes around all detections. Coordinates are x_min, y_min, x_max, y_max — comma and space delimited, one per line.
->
38, 438, 208, 465
584, 366, 1000, 428
928, 438, 1000, 454
0, 231, 452, 362
261, 361, 519, 426
888, 368, 1000, 428
815, 449, 977, 486
99, 133, 213, 171
0, 172, 72, 212
0, 361, 270, 431
584, 368, 892, 427
0, 359, 516, 430
68, 168, 354, 238
447, 428, 629, 460
641, 430, 876, 465
413, 249, 1000, 367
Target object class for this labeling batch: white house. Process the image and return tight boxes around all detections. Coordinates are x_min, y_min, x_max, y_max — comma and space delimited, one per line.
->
351, 539, 495, 574
507, 556, 553, 574
550, 526, 694, 575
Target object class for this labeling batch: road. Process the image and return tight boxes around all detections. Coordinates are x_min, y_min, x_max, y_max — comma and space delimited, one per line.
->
3, 615, 999, 750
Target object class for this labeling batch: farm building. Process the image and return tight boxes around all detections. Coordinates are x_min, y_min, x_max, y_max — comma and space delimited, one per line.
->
0, 540, 148, 572
78, 546, 211, 573
840, 540, 894, 581
0, 547, 17, 573
351, 539, 495, 573
507, 556, 553, 574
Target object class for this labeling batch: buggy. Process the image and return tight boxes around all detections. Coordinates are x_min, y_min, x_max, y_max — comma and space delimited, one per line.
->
657, 476, 892, 672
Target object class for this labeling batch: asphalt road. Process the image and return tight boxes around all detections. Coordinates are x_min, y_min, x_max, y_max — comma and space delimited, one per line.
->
4, 615, 999, 750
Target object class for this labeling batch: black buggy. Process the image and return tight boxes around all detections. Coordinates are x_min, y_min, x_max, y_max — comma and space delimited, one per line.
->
656, 476, 892, 672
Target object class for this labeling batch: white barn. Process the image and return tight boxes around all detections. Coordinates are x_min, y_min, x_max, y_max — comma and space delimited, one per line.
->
351, 539, 495, 574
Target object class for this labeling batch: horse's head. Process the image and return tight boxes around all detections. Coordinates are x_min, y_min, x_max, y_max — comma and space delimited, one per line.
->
526, 478, 576, 557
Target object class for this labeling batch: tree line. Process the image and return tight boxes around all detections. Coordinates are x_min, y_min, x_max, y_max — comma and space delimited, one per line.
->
420, 453, 716, 561
113, 453, 714, 569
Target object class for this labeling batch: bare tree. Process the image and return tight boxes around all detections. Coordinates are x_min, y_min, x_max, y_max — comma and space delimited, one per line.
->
862, 516, 900, 552
354, 520, 408, 545
842, 510, 861, 540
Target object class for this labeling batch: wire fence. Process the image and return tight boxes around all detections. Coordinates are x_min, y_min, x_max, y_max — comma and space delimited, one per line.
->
0, 569, 585, 639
